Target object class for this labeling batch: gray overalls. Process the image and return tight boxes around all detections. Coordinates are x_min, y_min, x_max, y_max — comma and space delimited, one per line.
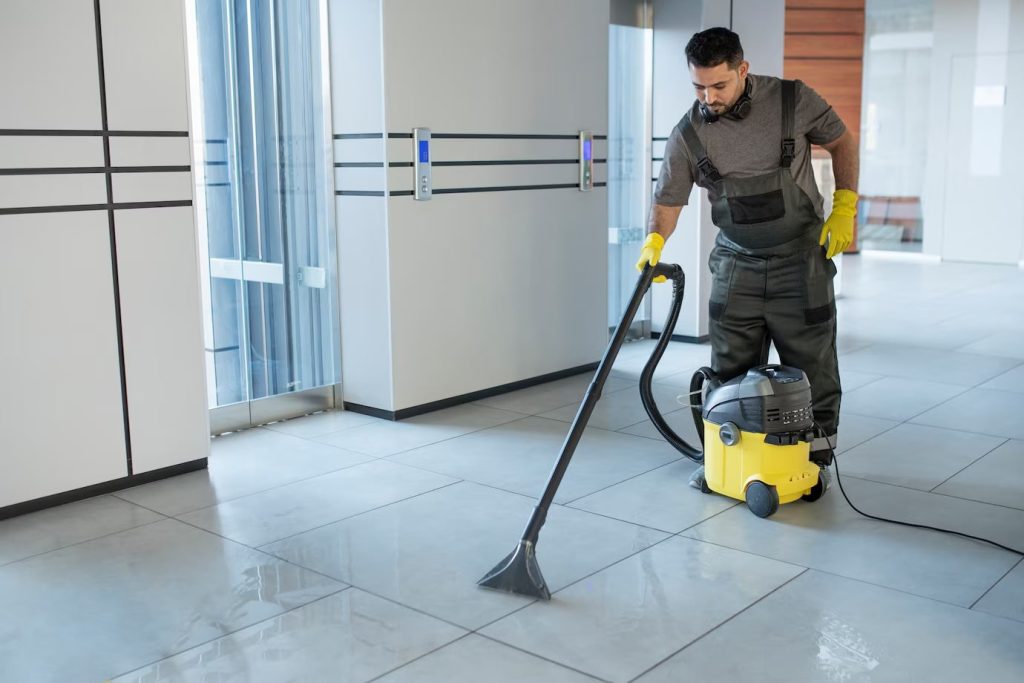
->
679, 80, 840, 457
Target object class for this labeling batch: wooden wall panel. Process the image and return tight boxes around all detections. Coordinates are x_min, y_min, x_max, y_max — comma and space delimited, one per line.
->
786, 9, 865, 33
785, 33, 863, 59
787, 0, 862, 7
784, 1, 865, 250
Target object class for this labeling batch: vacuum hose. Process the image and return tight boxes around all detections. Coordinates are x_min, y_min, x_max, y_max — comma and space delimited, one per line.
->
637, 266, 710, 464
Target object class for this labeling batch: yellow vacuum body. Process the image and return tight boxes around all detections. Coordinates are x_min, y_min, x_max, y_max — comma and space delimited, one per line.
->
699, 365, 828, 517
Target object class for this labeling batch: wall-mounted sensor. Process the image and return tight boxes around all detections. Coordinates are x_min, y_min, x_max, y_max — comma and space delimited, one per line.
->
414, 128, 431, 200
578, 130, 593, 191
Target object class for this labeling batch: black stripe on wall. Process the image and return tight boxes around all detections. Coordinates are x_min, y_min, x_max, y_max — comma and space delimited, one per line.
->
334, 132, 609, 140
335, 183, 607, 197
0, 165, 191, 176
0, 200, 194, 216
335, 159, 609, 168
0, 129, 188, 137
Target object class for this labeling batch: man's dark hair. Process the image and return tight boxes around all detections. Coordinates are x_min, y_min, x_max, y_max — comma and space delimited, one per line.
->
685, 27, 744, 69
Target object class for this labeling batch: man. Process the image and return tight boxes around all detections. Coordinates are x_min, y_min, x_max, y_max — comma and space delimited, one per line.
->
638, 27, 858, 488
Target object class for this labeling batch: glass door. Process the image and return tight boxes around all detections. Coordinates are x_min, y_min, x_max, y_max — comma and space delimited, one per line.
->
186, 0, 340, 433
608, 0, 654, 336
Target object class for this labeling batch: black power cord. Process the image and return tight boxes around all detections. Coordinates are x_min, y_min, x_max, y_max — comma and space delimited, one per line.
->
814, 422, 1024, 556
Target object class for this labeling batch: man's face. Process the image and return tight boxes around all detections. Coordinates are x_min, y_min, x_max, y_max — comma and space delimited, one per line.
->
689, 60, 750, 116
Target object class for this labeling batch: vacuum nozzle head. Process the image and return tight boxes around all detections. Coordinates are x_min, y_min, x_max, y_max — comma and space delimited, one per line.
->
477, 540, 551, 600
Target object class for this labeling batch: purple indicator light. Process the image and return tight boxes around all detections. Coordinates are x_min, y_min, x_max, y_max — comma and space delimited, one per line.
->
583, 139, 592, 161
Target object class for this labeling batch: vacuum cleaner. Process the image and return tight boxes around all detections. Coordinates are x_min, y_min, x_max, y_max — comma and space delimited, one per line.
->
478, 261, 1021, 601
478, 261, 826, 599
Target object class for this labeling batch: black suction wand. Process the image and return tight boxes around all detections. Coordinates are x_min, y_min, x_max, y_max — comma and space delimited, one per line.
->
477, 261, 687, 599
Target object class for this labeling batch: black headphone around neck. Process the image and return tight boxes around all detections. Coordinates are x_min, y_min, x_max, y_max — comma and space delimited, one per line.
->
699, 76, 752, 123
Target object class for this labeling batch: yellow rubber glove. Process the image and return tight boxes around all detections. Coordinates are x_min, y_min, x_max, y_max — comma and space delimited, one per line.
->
819, 189, 858, 259
636, 232, 667, 283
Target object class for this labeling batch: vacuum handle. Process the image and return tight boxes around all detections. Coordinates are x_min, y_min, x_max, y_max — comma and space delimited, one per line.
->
521, 261, 676, 544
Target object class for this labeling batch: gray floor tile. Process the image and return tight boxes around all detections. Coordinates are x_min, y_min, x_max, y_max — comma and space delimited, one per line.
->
388, 416, 681, 504
834, 411, 900, 454
0, 495, 163, 566
682, 475, 1020, 606
263, 409, 377, 438
609, 339, 713, 383
840, 344, 1020, 386
839, 369, 885, 392
635, 569, 1024, 683
960, 332, 1024, 360
617, 403, 703, 447
263, 482, 669, 629
973, 559, 1024, 623
934, 439, 1024, 509
474, 373, 633, 415
376, 634, 601, 683
835, 423, 1006, 491
538, 382, 690, 431
568, 459, 736, 533
112, 589, 465, 683
980, 362, 1024, 394
178, 460, 458, 547
912, 387, 1024, 440
833, 471, 1024, 553
0, 519, 343, 683
840, 376, 966, 421
313, 404, 523, 456
481, 536, 804, 683
115, 428, 373, 516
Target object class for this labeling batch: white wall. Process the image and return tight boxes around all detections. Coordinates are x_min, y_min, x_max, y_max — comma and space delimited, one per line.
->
922, 0, 1024, 263
0, 0, 208, 511
329, 0, 394, 410
331, 0, 610, 412
651, 0, 785, 339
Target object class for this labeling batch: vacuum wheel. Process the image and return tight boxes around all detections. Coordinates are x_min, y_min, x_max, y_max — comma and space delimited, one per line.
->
745, 481, 779, 518
802, 466, 832, 503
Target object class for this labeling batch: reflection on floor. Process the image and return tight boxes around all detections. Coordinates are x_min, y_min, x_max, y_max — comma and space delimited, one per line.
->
3, 254, 1024, 682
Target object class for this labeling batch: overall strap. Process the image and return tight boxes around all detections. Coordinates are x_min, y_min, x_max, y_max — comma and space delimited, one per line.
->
780, 79, 796, 168
680, 114, 722, 183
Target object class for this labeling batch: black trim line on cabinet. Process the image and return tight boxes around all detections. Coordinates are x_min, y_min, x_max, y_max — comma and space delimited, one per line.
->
93, 0, 133, 477
0, 200, 194, 216
0, 458, 209, 521
0, 165, 191, 176
344, 362, 600, 421
0, 129, 189, 137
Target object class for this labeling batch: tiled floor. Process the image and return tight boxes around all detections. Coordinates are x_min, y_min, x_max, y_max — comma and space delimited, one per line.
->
3, 254, 1024, 682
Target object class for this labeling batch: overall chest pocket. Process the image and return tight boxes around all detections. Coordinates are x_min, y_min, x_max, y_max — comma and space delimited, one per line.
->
727, 189, 786, 224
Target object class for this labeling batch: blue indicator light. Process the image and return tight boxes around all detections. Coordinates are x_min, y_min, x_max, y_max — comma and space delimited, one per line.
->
418, 140, 430, 163
583, 139, 592, 161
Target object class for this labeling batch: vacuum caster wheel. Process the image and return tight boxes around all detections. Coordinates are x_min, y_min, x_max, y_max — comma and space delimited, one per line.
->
745, 481, 779, 518
803, 466, 831, 502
